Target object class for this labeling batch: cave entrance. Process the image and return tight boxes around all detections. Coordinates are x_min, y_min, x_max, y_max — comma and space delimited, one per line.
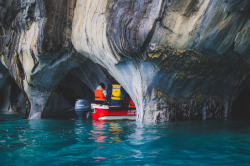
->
231, 87, 250, 120
41, 66, 134, 119
41, 59, 135, 119
42, 60, 117, 118
42, 72, 94, 118
0, 78, 26, 113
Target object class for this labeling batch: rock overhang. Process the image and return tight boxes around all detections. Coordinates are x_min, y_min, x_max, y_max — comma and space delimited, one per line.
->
0, 0, 249, 121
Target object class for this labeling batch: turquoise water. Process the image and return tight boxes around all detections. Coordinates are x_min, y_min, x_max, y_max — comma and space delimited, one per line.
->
0, 113, 250, 166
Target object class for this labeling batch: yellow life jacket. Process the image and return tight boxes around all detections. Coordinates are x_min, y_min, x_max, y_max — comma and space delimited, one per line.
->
111, 84, 122, 100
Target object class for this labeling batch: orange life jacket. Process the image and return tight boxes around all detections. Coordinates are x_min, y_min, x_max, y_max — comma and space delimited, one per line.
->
94, 89, 106, 101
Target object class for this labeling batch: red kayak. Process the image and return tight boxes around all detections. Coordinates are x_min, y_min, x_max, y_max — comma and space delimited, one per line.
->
91, 104, 136, 120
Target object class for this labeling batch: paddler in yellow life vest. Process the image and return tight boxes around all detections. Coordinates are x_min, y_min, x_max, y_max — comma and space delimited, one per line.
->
106, 84, 126, 106
94, 83, 107, 104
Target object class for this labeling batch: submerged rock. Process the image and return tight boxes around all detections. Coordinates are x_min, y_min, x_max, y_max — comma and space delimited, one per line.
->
0, 0, 249, 121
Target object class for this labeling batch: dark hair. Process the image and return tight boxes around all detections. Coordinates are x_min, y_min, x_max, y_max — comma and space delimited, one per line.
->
99, 83, 105, 89
112, 80, 119, 84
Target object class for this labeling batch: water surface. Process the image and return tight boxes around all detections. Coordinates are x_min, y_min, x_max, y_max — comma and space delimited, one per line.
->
0, 113, 250, 165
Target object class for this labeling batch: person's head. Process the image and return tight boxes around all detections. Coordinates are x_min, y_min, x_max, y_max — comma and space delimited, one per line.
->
112, 80, 119, 85
99, 83, 105, 89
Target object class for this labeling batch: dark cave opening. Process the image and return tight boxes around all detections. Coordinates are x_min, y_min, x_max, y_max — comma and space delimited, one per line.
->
40, 60, 117, 119
42, 73, 94, 118
0, 90, 5, 110
0, 77, 26, 113
9, 79, 26, 113
40, 59, 135, 119
231, 87, 250, 119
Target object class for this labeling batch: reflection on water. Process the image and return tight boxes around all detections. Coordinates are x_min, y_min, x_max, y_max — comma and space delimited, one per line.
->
89, 120, 139, 161
91, 121, 107, 143
1, 113, 250, 165
92, 120, 136, 145
108, 122, 123, 143
90, 120, 137, 144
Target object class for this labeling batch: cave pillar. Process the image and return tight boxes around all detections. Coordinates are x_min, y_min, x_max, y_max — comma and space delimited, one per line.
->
26, 86, 50, 119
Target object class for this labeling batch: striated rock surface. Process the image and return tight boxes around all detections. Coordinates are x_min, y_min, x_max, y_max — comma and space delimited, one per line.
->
0, 0, 249, 121
72, 0, 250, 122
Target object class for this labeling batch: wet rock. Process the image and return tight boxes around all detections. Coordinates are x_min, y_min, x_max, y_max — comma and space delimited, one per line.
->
0, 0, 249, 121
72, 0, 250, 122
0, 0, 80, 118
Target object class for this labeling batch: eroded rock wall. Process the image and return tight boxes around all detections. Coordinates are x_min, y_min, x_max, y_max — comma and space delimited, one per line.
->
0, 0, 249, 121
72, 0, 250, 122
0, 0, 80, 118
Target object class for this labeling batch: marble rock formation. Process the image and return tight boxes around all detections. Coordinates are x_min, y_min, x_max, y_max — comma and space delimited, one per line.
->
72, 0, 250, 122
0, 0, 78, 118
0, 0, 249, 121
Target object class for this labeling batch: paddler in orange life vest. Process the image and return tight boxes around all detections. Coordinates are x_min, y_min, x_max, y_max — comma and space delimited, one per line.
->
106, 83, 126, 106
94, 83, 107, 104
